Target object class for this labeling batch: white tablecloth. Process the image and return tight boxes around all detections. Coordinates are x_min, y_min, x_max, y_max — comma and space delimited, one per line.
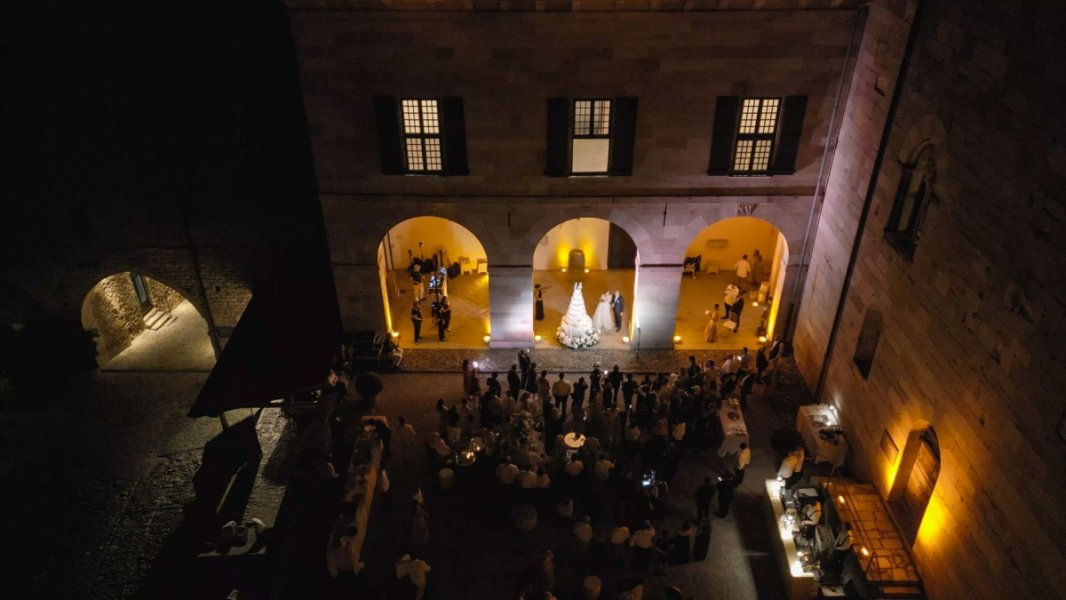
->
796, 405, 847, 467
718, 401, 749, 456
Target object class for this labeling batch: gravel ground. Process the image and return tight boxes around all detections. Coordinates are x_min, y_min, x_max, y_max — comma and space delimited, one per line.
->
0, 352, 814, 600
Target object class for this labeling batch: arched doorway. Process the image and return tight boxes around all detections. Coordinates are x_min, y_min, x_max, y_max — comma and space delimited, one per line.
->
532, 218, 637, 349
379, 216, 489, 348
889, 425, 941, 545
81, 272, 214, 370
674, 216, 789, 348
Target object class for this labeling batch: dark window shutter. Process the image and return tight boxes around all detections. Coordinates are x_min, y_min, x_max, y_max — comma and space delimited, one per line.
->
373, 96, 404, 175
608, 96, 638, 176
707, 96, 739, 175
770, 95, 808, 174
545, 97, 571, 177
440, 97, 468, 176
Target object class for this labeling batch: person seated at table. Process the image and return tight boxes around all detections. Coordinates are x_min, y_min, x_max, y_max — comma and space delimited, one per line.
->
496, 456, 519, 485
427, 433, 451, 463
556, 496, 574, 519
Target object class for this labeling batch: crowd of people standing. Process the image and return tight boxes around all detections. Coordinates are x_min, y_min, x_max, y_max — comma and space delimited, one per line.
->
377, 345, 785, 599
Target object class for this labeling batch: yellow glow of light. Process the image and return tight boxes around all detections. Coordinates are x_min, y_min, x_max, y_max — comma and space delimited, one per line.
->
752, 301, 759, 307
837, 495, 845, 504
622, 336, 630, 344
391, 331, 399, 338
673, 335, 682, 343
534, 335, 543, 342
758, 335, 768, 343
483, 335, 491, 344
584, 268, 590, 273
860, 547, 870, 557
885, 458, 901, 492
561, 268, 567, 273
916, 493, 948, 549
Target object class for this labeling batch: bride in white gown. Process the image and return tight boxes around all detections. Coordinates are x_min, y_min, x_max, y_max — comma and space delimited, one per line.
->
592, 291, 614, 332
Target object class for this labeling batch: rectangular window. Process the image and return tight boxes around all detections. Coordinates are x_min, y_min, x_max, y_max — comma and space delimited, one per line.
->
572, 99, 612, 174
732, 98, 780, 172
400, 99, 442, 173
853, 309, 884, 379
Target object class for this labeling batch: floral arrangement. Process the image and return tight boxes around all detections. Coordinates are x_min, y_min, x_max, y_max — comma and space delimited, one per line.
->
557, 326, 600, 349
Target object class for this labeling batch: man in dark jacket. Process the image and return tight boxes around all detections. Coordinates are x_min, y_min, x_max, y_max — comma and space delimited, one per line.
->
695, 476, 716, 522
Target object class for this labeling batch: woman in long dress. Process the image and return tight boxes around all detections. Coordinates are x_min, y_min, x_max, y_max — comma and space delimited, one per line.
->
592, 291, 613, 331
704, 303, 720, 343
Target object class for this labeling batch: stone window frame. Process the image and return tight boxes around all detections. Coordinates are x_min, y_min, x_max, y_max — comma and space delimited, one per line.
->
731, 97, 781, 173
399, 98, 443, 174
570, 98, 613, 175
884, 143, 936, 261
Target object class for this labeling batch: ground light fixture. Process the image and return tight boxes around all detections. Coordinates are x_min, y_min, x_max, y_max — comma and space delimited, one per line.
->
483, 335, 491, 344
622, 336, 630, 344
673, 335, 682, 343
534, 335, 543, 343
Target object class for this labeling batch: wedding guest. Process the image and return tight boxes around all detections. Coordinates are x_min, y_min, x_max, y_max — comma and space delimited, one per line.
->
716, 474, 738, 518
594, 455, 614, 482
608, 365, 624, 404
734, 254, 752, 291
669, 521, 695, 564
395, 554, 431, 600
735, 442, 751, 485
395, 416, 417, 463
534, 283, 548, 321
518, 350, 532, 388
723, 283, 739, 320
704, 304, 720, 343
630, 521, 656, 570
732, 295, 745, 333
552, 372, 572, 416
507, 364, 521, 399
572, 376, 588, 412
621, 373, 638, 410
573, 515, 593, 559
410, 300, 423, 342
496, 456, 519, 485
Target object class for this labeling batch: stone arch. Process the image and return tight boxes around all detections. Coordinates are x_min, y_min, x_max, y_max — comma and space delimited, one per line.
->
80, 270, 214, 369
673, 215, 792, 348
530, 216, 639, 349
377, 216, 491, 347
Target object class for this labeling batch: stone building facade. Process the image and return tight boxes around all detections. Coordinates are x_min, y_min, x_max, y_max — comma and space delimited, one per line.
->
289, 1, 869, 348
792, 1, 1066, 598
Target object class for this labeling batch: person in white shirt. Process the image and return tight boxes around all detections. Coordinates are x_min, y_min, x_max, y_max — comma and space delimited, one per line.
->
594, 456, 614, 482
630, 521, 657, 570
518, 467, 538, 490
735, 442, 752, 484
395, 554, 431, 600
496, 457, 519, 485
564, 456, 584, 477
733, 255, 752, 291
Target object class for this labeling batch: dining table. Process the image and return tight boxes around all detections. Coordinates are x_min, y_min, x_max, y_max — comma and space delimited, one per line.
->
717, 399, 749, 456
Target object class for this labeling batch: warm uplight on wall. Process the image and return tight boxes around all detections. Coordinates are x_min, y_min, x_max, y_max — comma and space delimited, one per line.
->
622, 336, 630, 344
916, 493, 948, 549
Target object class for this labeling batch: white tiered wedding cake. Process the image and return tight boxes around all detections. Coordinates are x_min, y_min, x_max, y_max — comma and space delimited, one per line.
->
556, 283, 600, 349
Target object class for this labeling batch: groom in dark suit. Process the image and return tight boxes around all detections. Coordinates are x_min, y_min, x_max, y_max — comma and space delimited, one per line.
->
612, 291, 625, 332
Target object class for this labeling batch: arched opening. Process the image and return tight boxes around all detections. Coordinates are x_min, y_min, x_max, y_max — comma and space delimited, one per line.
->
674, 216, 789, 348
533, 218, 637, 348
378, 216, 489, 348
889, 425, 941, 545
81, 272, 214, 370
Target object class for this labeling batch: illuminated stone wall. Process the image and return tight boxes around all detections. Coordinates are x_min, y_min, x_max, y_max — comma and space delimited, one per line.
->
295, 7, 866, 347
798, 1, 1066, 598
81, 275, 145, 362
